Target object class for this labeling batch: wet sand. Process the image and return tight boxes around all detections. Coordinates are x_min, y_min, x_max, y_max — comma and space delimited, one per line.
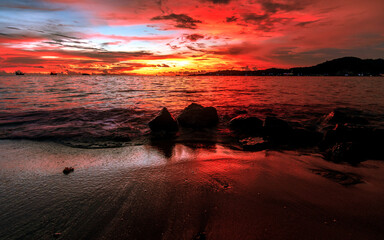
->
1, 140, 384, 240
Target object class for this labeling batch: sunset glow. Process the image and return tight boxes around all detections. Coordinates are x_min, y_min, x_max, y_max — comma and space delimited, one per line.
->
0, 0, 383, 75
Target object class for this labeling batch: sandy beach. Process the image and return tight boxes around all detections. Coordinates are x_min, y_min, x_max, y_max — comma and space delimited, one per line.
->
1, 140, 384, 240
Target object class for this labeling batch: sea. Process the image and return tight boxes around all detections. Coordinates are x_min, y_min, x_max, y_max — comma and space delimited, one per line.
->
0, 75, 383, 145
1, 75, 384, 240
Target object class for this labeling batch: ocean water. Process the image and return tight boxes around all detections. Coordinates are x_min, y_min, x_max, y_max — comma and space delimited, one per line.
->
0, 75, 383, 143
1, 76, 384, 240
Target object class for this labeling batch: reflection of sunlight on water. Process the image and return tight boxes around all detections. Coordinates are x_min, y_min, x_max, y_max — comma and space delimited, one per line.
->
0, 140, 270, 177
1, 76, 383, 116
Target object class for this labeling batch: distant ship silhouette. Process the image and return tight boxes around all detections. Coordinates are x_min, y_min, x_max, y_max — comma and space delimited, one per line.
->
15, 70, 24, 75
50, 72, 57, 75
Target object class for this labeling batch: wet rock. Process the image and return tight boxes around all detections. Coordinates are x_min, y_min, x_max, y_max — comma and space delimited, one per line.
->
239, 137, 268, 151
63, 167, 74, 175
311, 168, 363, 186
320, 108, 369, 126
148, 107, 178, 132
177, 103, 219, 128
229, 115, 263, 135
263, 117, 292, 143
234, 109, 247, 115
263, 117, 292, 134
319, 124, 374, 151
324, 142, 364, 164
193, 232, 206, 240
290, 128, 323, 146
53, 233, 62, 238
368, 128, 384, 160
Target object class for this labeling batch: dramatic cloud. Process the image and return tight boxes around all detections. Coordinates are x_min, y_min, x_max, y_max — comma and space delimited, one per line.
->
151, 13, 202, 29
185, 34, 205, 42
203, 0, 231, 4
226, 16, 237, 22
0, 0, 383, 74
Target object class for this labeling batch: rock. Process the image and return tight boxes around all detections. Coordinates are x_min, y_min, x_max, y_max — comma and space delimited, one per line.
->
311, 168, 363, 186
290, 128, 323, 146
368, 129, 384, 160
263, 117, 292, 134
53, 233, 62, 238
319, 124, 374, 150
262, 117, 292, 143
193, 232, 206, 240
234, 109, 247, 115
239, 137, 268, 151
324, 142, 363, 164
320, 108, 369, 126
63, 167, 74, 175
148, 107, 178, 132
229, 115, 263, 135
177, 103, 219, 128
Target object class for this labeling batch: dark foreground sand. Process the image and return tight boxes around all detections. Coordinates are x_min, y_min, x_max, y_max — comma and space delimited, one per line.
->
0, 140, 384, 240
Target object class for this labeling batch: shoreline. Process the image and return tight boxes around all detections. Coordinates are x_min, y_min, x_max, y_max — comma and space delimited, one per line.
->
1, 140, 384, 239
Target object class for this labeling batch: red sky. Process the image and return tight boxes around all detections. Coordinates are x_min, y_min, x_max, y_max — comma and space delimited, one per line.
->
0, 0, 383, 75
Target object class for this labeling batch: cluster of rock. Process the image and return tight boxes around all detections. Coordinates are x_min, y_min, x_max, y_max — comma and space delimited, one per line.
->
318, 109, 383, 164
148, 103, 219, 134
148, 104, 383, 164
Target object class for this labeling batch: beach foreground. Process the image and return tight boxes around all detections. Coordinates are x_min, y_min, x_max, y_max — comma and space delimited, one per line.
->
0, 140, 384, 240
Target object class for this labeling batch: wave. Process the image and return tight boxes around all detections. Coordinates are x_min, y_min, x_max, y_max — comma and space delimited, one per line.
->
0, 105, 382, 148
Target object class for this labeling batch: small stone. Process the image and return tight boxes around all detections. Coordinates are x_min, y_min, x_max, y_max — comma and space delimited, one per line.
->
63, 167, 74, 175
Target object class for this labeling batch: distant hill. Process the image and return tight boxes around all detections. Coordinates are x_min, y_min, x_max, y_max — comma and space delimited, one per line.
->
193, 57, 384, 76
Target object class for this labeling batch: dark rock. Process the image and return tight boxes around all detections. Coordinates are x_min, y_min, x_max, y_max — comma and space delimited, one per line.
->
148, 107, 178, 132
263, 117, 292, 134
368, 129, 384, 160
290, 128, 323, 146
229, 115, 263, 135
239, 137, 268, 151
63, 167, 74, 175
319, 124, 374, 150
324, 142, 364, 164
193, 232, 206, 240
53, 233, 62, 238
320, 108, 369, 126
311, 168, 363, 186
234, 109, 248, 115
177, 103, 219, 128
262, 117, 292, 143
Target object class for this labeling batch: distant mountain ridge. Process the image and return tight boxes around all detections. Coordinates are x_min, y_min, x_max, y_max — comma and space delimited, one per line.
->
194, 57, 384, 76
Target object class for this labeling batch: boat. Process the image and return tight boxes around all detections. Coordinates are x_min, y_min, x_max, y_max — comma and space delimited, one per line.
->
15, 70, 24, 75
50, 72, 57, 75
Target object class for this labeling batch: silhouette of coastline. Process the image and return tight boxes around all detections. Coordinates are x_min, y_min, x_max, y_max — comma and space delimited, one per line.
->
193, 57, 384, 76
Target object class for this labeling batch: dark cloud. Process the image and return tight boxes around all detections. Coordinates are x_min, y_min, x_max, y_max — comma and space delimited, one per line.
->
242, 13, 291, 31
203, 0, 231, 4
6, 27, 21, 30
185, 34, 205, 42
3, 57, 46, 65
243, 13, 269, 23
260, 0, 309, 14
204, 42, 261, 56
151, 13, 202, 29
226, 16, 238, 23
295, 20, 319, 27
0, 0, 65, 11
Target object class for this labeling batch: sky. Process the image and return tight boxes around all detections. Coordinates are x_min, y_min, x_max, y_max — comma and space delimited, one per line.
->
0, 0, 383, 75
